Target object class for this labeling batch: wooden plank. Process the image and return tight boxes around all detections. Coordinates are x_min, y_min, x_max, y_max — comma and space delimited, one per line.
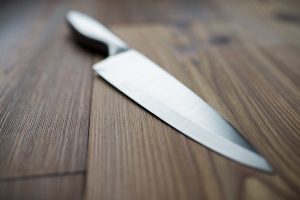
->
0, 0, 93, 177
0, 1, 44, 70
0, 174, 83, 200
1, 0, 300, 199
88, 0, 223, 24
85, 23, 299, 199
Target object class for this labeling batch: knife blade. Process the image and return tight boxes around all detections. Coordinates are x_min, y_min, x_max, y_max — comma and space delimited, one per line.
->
66, 11, 272, 172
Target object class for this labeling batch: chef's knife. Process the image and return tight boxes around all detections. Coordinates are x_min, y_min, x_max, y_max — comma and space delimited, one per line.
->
66, 11, 272, 172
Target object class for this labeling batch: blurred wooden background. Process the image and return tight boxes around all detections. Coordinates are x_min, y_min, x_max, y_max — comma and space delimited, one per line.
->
0, 0, 299, 199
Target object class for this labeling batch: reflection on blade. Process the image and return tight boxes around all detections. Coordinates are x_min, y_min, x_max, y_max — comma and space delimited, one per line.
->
93, 50, 272, 172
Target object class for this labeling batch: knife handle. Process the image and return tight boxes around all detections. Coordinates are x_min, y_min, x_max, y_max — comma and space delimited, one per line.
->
66, 11, 128, 57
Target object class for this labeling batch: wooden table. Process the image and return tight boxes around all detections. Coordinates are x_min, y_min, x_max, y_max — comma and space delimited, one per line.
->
0, 0, 299, 199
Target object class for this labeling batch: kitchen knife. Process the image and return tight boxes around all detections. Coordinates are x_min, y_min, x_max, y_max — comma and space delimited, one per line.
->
66, 11, 272, 172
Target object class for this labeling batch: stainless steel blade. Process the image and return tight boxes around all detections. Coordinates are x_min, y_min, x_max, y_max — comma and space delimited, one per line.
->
93, 50, 272, 172
66, 10, 272, 172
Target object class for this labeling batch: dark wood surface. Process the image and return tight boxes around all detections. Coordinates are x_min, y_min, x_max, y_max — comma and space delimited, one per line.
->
0, 0, 299, 199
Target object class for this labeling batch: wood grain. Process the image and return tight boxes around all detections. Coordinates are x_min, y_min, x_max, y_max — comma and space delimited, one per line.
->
85, 23, 300, 199
0, 0, 299, 199
0, 0, 92, 177
0, 174, 83, 200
